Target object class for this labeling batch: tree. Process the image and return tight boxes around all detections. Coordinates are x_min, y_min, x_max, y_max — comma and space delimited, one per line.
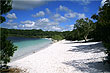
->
0, 0, 17, 68
0, 28, 17, 66
52, 35, 63, 41
0, 0, 12, 24
91, 0, 110, 64
74, 18, 94, 42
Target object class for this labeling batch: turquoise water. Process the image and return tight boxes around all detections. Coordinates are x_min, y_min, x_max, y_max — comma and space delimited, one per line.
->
8, 37, 52, 61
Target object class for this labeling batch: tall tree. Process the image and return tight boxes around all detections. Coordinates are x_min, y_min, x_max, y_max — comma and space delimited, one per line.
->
0, 0, 17, 68
0, 0, 12, 24
91, 0, 110, 63
74, 18, 94, 42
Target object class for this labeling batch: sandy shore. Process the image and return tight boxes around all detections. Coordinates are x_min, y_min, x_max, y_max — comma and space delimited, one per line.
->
8, 40, 110, 73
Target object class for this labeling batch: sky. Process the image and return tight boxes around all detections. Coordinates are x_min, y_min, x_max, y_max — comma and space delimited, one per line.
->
1, 0, 105, 31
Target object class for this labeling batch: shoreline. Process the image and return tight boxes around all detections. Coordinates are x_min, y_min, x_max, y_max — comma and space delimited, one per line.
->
10, 40, 53, 62
8, 40, 110, 73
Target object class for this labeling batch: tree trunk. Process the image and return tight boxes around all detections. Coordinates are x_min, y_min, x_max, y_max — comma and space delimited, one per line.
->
84, 35, 87, 42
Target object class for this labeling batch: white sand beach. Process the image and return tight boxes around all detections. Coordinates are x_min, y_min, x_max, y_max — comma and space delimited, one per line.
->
8, 40, 110, 73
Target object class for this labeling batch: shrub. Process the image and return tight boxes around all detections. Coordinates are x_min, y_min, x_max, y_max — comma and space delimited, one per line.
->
52, 35, 63, 41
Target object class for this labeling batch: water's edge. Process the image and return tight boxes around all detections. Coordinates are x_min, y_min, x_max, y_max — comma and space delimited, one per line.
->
7, 37, 53, 62
10, 42, 52, 62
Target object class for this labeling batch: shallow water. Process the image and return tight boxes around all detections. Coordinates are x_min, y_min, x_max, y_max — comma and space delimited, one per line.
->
7, 37, 52, 61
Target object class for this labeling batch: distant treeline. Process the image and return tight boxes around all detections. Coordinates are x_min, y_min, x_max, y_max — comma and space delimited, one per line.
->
0, 28, 70, 39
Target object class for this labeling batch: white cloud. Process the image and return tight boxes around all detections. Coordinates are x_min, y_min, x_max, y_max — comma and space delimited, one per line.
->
57, 5, 72, 12
47, 22, 59, 25
74, 0, 90, 5
13, 26, 18, 29
12, 0, 46, 10
8, 20, 13, 22
6, 13, 17, 19
68, 24, 74, 31
77, 13, 86, 19
65, 12, 77, 18
21, 20, 35, 28
51, 26, 62, 31
43, 25, 63, 31
63, 24, 74, 31
52, 13, 67, 22
38, 18, 50, 23
32, 11, 45, 17
45, 8, 51, 14
57, 5, 86, 19
21, 20, 34, 24
19, 18, 59, 30
6, 22, 17, 26
55, 16, 67, 22
52, 13, 60, 18
81, 0, 90, 5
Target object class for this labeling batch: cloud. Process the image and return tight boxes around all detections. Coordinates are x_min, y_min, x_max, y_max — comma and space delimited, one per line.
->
47, 22, 59, 25
6, 13, 17, 19
73, 0, 90, 5
6, 22, 17, 26
38, 18, 50, 23
8, 20, 13, 22
56, 5, 86, 19
80, 0, 90, 5
45, 8, 51, 14
53, 14, 60, 18
65, 12, 77, 18
77, 13, 86, 19
32, 11, 45, 17
12, 0, 46, 10
50, 26, 62, 31
57, 5, 72, 12
21, 20, 35, 28
54, 16, 67, 22
3, 20, 18, 29
19, 18, 60, 31
52, 13, 67, 22
62, 24, 74, 31
42, 25, 63, 31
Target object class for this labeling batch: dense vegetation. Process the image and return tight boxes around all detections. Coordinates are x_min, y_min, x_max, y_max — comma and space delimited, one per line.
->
74, 18, 94, 42
52, 35, 63, 41
91, 0, 110, 64
0, 0, 17, 69
0, 28, 64, 38
0, 0, 12, 24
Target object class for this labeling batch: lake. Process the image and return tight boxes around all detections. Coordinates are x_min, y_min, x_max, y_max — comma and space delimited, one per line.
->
7, 37, 52, 61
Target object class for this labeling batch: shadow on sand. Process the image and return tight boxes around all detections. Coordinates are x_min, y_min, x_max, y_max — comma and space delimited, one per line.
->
63, 58, 110, 73
63, 41, 110, 73
68, 42, 105, 53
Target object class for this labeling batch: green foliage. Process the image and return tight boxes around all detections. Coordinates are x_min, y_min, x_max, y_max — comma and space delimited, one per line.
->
64, 30, 80, 41
0, 28, 17, 66
64, 31, 74, 41
0, 0, 12, 24
74, 18, 94, 42
91, 0, 110, 64
1, 28, 65, 39
0, 0, 17, 67
52, 35, 63, 41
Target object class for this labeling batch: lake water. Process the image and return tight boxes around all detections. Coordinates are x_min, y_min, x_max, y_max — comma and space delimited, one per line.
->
7, 37, 52, 61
